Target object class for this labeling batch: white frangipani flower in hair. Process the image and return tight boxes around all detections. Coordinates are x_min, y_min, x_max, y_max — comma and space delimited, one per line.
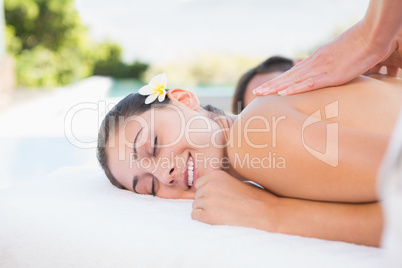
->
138, 73, 168, 104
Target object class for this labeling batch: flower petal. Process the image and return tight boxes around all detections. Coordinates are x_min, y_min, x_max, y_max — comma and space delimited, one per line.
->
145, 93, 158, 104
138, 85, 153, 95
149, 73, 167, 90
158, 91, 167, 102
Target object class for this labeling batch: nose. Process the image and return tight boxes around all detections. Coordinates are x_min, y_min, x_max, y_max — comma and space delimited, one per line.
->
150, 164, 176, 186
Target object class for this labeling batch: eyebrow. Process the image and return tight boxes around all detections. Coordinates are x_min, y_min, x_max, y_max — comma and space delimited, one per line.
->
132, 175, 139, 193
133, 127, 144, 158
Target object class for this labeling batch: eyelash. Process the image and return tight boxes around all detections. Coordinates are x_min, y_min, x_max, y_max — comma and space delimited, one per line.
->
151, 177, 156, 196
153, 136, 158, 157
149, 136, 158, 196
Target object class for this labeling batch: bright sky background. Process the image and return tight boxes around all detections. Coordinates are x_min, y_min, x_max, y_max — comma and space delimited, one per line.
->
75, 0, 369, 64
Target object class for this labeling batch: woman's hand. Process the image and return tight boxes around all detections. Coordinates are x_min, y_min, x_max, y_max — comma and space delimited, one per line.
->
367, 40, 402, 76
191, 170, 279, 232
253, 0, 402, 96
253, 23, 400, 96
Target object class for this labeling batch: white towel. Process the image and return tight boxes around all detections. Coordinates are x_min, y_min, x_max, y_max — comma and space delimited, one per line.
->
0, 164, 382, 268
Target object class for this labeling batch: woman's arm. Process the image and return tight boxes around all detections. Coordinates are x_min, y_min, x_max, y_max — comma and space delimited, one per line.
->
276, 197, 382, 247
192, 171, 383, 247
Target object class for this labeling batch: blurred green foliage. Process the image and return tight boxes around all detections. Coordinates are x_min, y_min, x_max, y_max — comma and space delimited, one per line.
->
4, 0, 148, 88
92, 42, 148, 79
148, 53, 263, 87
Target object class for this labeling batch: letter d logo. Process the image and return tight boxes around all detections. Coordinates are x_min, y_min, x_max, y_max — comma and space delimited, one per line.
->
302, 101, 339, 167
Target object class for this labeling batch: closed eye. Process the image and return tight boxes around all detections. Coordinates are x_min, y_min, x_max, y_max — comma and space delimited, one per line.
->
153, 136, 158, 156
151, 176, 156, 196
150, 175, 159, 196
133, 175, 158, 196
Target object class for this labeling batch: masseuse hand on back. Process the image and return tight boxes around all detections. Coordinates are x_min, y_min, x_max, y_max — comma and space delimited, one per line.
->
253, 0, 402, 96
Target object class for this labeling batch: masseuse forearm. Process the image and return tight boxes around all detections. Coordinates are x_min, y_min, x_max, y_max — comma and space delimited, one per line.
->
274, 198, 383, 247
364, 0, 402, 47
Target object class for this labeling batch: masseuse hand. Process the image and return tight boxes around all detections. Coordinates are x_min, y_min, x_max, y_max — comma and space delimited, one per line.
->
191, 170, 278, 232
253, 0, 402, 96
253, 23, 401, 96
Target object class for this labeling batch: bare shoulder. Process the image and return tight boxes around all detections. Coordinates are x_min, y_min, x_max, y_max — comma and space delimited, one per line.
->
227, 95, 306, 184
272, 75, 402, 136
228, 94, 298, 153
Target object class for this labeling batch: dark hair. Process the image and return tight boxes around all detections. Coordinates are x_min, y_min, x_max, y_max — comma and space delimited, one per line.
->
97, 91, 224, 189
232, 56, 293, 114
97, 92, 169, 189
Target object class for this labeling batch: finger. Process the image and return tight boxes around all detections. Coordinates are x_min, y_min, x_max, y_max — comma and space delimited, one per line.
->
386, 66, 400, 77
194, 177, 206, 190
293, 58, 304, 65
256, 73, 303, 96
277, 74, 330, 96
194, 186, 207, 199
253, 59, 315, 95
192, 207, 218, 225
252, 69, 299, 95
195, 177, 220, 200
258, 67, 325, 96
194, 174, 213, 190
191, 208, 204, 221
368, 64, 382, 74
192, 198, 205, 210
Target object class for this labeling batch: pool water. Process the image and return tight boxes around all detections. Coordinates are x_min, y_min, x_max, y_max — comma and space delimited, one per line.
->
109, 79, 235, 98
0, 137, 97, 189
108, 79, 146, 97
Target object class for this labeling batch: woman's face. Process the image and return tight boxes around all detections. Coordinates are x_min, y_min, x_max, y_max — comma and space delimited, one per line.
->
106, 100, 227, 199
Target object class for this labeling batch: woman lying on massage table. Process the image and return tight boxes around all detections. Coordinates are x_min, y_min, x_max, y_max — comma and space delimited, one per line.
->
97, 72, 402, 247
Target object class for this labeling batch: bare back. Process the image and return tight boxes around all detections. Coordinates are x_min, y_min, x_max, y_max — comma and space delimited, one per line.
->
227, 75, 402, 202
284, 74, 402, 136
